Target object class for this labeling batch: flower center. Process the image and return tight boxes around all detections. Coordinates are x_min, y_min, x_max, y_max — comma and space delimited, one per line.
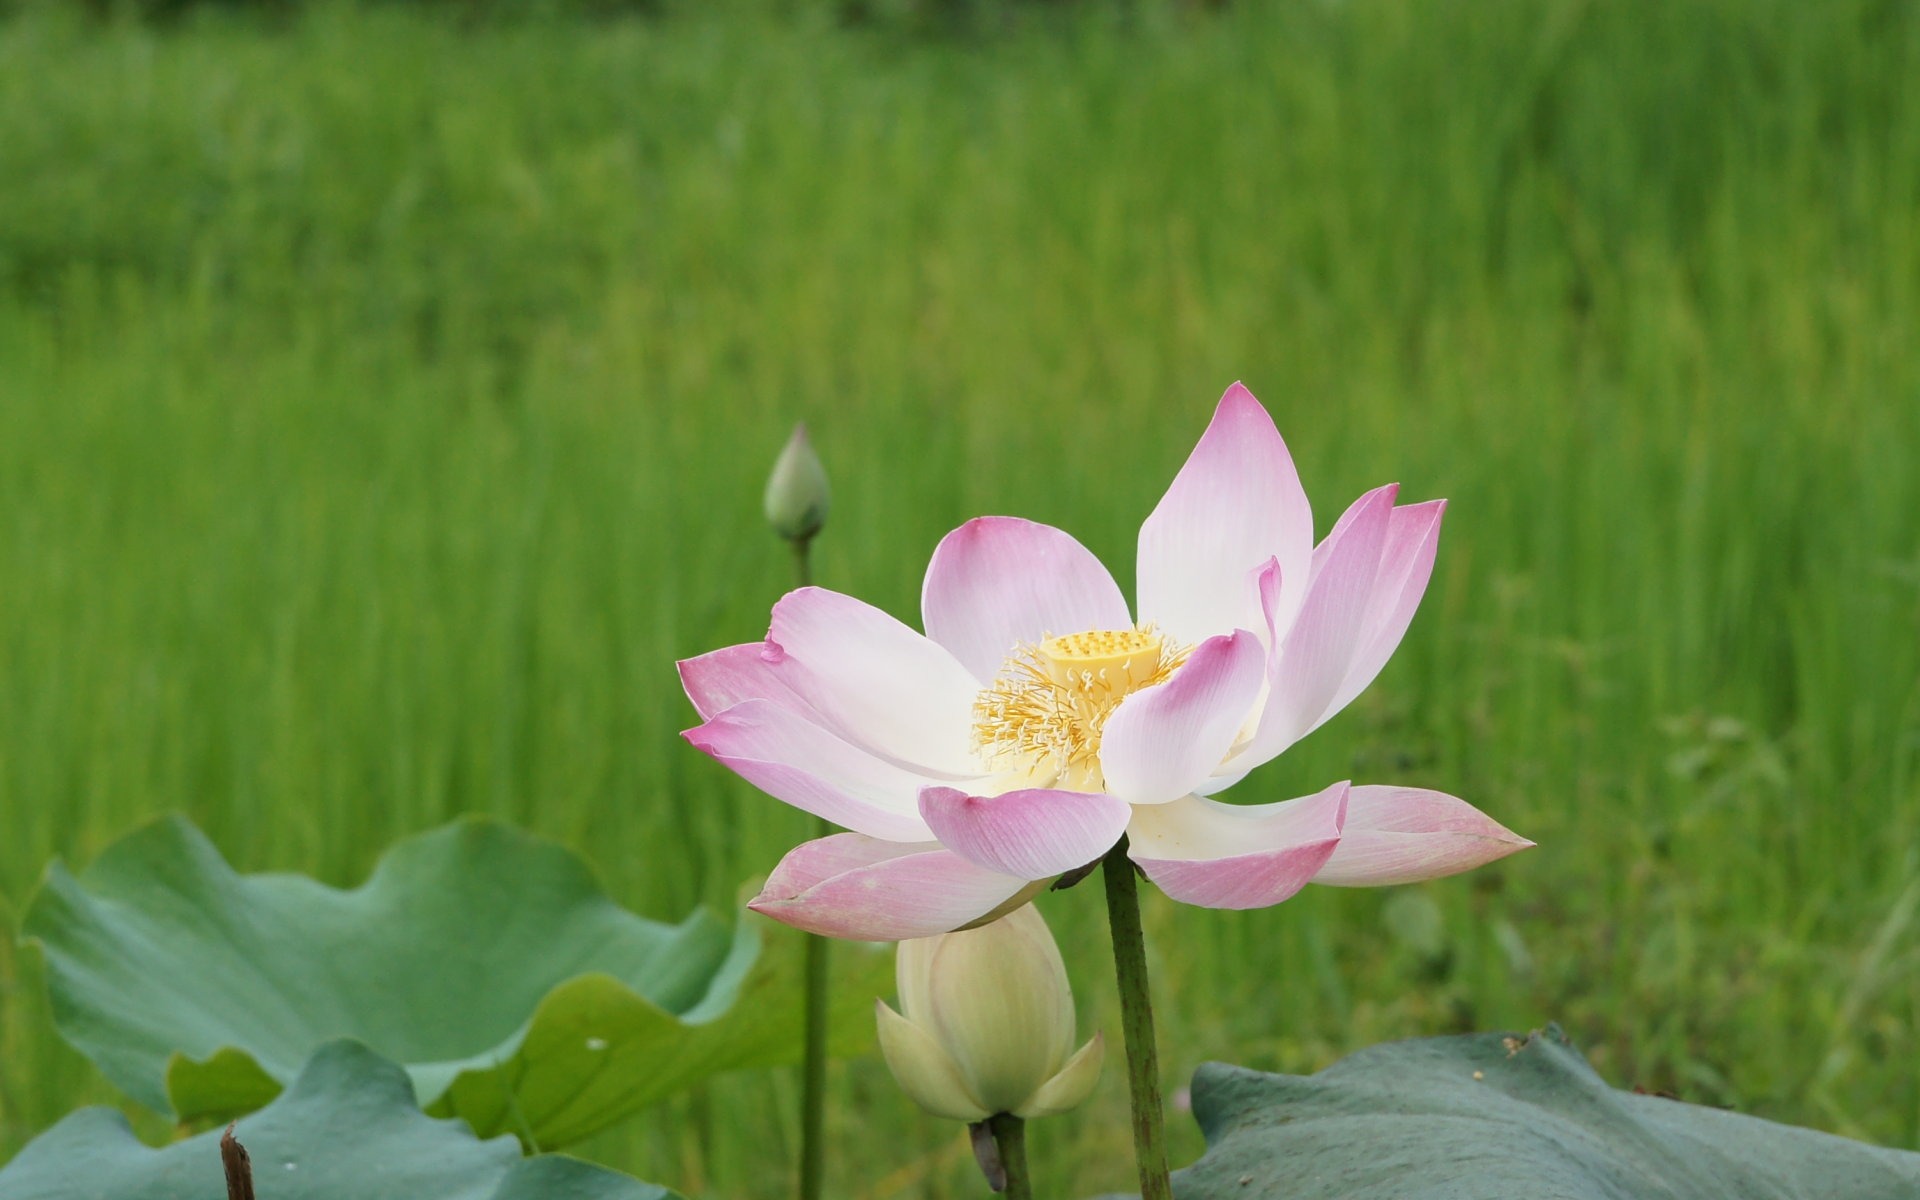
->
971, 626, 1189, 791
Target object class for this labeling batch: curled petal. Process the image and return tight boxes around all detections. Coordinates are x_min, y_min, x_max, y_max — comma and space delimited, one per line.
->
1136, 382, 1315, 646
1312, 786, 1532, 886
1016, 1033, 1105, 1119
922, 517, 1132, 684
749, 833, 1039, 941
769, 587, 982, 777
876, 1001, 989, 1121
918, 786, 1131, 880
1184, 558, 1284, 800
1127, 782, 1349, 910
1246, 555, 1284, 654
685, 700, 950, 841
677, 642, 813, 722
1099, 629, 1267, 805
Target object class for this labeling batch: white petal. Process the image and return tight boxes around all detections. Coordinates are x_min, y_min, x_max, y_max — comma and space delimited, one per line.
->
1016, 1033, 1105, 1119
876, 1001, 990, 1121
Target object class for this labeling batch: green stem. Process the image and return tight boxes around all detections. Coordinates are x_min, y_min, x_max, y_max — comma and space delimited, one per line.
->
988, 1113, 1033, 1200
791, 533, 829, 1200
790, 537, 814, 591
1102, 837, 1172, 1200
799, 884, 829, 1200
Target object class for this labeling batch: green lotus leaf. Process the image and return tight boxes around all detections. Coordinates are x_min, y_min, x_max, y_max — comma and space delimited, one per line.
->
0, 1039, 680, 1199
21, 815, 883, 1148
1166, 1026, 1920, 1198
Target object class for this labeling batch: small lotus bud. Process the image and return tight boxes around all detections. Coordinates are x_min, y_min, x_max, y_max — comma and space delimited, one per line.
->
876, 904, 1103, 1122
763, 423, 831, 543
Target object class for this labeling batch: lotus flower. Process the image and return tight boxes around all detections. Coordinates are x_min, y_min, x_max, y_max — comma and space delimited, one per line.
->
681, 383, 1530, 940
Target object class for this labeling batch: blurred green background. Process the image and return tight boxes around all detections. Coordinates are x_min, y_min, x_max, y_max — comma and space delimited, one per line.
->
2, 0, 1918, 1195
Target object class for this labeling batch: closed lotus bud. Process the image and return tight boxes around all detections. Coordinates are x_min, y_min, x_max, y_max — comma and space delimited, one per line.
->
763, 423, 830, 542
876, 904, 1103, 1122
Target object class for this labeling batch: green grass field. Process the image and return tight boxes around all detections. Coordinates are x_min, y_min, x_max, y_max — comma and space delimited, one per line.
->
2, 0, 1918, 1194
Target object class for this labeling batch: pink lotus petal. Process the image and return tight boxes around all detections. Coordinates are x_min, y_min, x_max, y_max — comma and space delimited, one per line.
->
750, 833, 1035, 941
921, 517, 1133, 684
1182, 559, 1284, 799
684, 700, 951, 842
769, 587, 982, 777
1312, 785, 1532, 886
1099, 629, 1267, 805
1217, 556, 1286, 781
678, 642, 815, 722
918, 786, 1131, 880
1247, 484, 1396, 760
1127, 782, 1349, 909
1323, 500, 1445, 719
1136, 383, 1315, 647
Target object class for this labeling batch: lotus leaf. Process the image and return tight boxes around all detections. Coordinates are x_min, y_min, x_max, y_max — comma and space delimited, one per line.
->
1164, 1026, 1920, 1199
0, 1039, 679, 1199
22, 816, 883, 1148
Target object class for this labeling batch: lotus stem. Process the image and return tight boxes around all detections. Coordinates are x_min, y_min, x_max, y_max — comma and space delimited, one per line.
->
799, 831, 829, 1200
220, 1124, 256, 1200
1102, 837, 1172, 1200
987, 1112, 1033, 1199
792, 533, 830, 1200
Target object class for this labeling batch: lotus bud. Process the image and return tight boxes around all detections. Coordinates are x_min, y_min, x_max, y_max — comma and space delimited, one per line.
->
876, 904, 1103, 1122
763, 423, 830, 543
